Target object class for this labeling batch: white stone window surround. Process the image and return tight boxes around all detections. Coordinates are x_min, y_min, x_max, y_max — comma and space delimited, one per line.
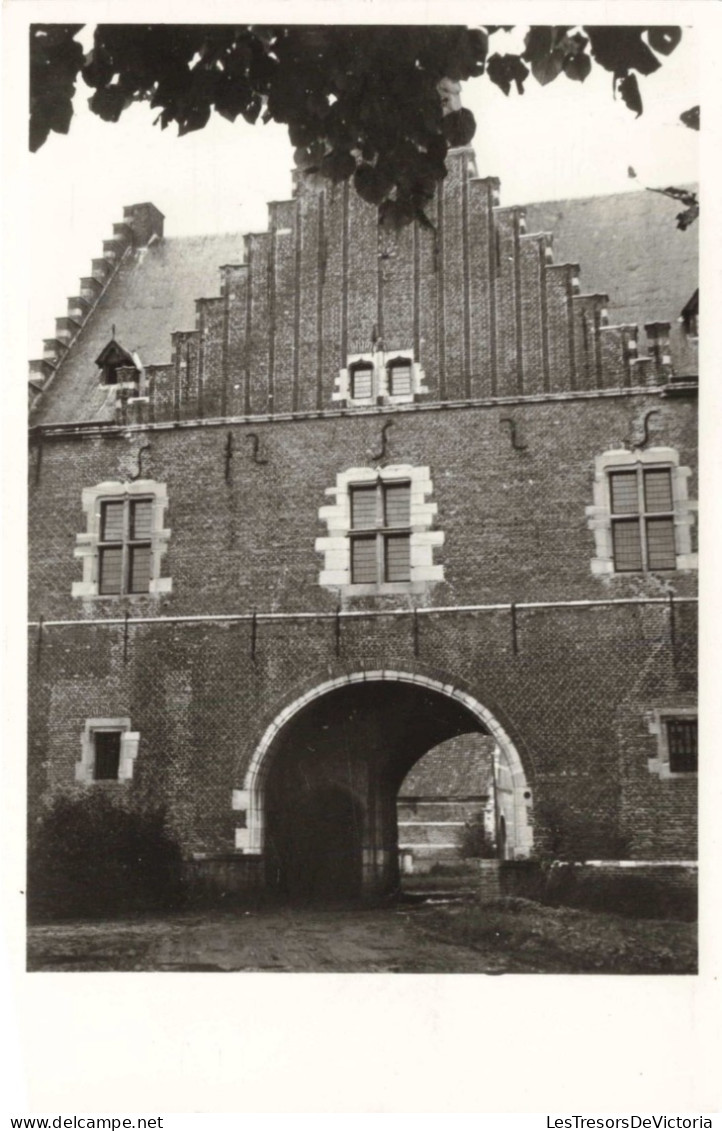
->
316, 464, 444, 595
72, 479, 172, 599
332, 348, 428, 407
76, 717, 140, 784
586, 447, 697, 577
645, 708, 698, 779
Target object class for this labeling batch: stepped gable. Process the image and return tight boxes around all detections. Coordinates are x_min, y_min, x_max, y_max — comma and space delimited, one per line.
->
30, 150, 695, 428
30, 218, 243, 425
525, 188, 698, 377
399, 735, 495, 799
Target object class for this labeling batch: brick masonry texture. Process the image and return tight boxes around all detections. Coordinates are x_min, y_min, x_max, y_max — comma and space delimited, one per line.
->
27, 150, 698, 879
29, 395, 697, 861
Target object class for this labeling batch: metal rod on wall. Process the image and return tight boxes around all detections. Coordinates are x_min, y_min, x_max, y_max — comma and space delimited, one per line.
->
123, 611, 130, 664
335, 605, 341, 658
251, 610, 257, 664
510, 602, 519, 655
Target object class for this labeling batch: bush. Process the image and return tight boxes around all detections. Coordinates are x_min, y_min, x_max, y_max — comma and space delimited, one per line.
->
28, 792, 186, 921
542, 864, 697, 921
457, 816, 497, 860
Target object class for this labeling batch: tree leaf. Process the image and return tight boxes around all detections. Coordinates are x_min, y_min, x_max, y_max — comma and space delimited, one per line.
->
441, 107, 476, 146
487, 53, 529, 96
647, 27, 682, 56
680, 105, 699, 131
563, 52, 591, 82
618, 73, 643, 117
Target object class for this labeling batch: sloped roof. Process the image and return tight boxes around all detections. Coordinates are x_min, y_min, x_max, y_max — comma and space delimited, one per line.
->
33, 185, 698, 425
524, 187, 698, 374
34, 232, 243, 425
399, 734, 494, 798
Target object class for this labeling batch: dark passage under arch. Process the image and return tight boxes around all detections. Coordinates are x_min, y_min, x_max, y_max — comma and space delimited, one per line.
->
267, 784, 363, 903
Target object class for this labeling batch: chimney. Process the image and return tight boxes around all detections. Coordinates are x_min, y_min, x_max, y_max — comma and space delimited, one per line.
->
123, 203, 165, 247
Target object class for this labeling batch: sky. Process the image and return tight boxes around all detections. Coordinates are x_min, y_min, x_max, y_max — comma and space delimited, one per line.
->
26, 23, 699, 358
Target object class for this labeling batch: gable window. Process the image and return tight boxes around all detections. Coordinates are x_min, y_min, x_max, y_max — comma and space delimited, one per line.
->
350, 361, 374, 400
333, 349, 428, 407
609, 466, 676, 571
73, 479, 171, 600
350, 481, 411, 583
386, 357, 413, 397
586, 448, 697, 577
316, 464, 444, 595
99, 496, 153, 594
76, 718, 140, 784
646, 708, 697, 779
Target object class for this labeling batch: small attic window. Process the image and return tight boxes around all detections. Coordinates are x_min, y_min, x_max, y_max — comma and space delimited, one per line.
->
95, 339, 140, 387
681, 290, 698, 340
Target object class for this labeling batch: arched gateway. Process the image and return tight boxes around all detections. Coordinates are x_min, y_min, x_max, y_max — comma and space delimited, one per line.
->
232, 672, 533, 899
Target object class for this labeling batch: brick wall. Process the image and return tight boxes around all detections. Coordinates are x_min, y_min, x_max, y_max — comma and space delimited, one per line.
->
29, 392, 697, 622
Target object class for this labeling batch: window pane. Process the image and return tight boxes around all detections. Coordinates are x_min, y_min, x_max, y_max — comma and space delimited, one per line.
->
101, 500, 125, 541
131, 499, 153, 539
129, 545, 152, 592
388, 362, 412, 396
385, 534, 411, 582
351, 486, 377, 530
351, 536, 377, 583
384, 483, 411, 527
646, 518, 676, 570
99, 547, 123, 594
351, 365, 373, 399
644, 469, 673, 513
612, 519, 642, 571
667, 719, 697, 773
94, 732, 121, 780
610, 471, 639, 515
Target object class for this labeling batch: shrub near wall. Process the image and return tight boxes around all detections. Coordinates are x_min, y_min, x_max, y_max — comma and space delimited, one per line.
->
27, 793, 186, 921
500, 861, 697, 922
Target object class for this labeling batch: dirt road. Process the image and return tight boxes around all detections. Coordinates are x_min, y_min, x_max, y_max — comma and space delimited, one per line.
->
27, 903, 514, 974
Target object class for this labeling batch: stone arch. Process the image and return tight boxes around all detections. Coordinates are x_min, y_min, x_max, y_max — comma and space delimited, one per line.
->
232, 670, 534, 864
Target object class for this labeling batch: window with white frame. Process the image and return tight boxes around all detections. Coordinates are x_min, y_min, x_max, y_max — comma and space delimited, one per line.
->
76, 718, 140, 784
350, 480, 411, 584
333, 349, 428, 407
73, 480, 171, 599
316, 464, 444, 594
586, 448, 697, 576
608, 465, 676, 572
646, 709, 697, 778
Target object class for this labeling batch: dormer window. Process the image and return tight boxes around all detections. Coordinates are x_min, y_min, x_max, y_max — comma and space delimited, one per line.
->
681, 290, 698, 341
95, 339, 140, 387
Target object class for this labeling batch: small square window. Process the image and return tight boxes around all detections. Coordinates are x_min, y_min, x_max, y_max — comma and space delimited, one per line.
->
666, 718, 697, 774
93, 731, 122, 780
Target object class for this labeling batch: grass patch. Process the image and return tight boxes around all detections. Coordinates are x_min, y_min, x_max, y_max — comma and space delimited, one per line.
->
422, 896, 697, 974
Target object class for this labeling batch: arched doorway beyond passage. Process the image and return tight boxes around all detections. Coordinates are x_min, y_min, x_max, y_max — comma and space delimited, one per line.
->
234, 672, 533, 900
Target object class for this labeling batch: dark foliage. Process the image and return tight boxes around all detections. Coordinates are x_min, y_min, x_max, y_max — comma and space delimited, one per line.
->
536, 797, 631, 862
541, 865, 697, 921
28, 792, 186, 921
30, 24, 685, 227
457, 815, 497, 859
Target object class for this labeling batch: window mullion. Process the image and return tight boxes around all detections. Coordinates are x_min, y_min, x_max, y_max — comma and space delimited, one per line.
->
376, 482, 385, 582
122, 497, 131, 595
637, 468, 649, 570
